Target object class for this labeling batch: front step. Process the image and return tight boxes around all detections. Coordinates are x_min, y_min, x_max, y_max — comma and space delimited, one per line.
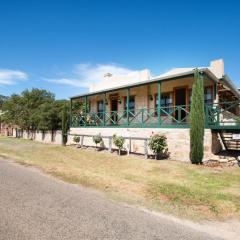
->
219, 130, 240, 151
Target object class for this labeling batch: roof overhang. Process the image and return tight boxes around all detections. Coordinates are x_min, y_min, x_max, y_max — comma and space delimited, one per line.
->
220, 75, 240, 99
70, 68, 218, 100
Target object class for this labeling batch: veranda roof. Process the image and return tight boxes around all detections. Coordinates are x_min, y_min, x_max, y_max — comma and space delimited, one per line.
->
70, 68, 220, 100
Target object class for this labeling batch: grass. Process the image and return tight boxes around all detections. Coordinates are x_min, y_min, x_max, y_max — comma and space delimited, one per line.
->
0, 136, 240, 221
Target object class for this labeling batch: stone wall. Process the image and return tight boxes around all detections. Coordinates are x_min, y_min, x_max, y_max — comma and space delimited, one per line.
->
14, 130, 62, 145
69, 127, 214, 162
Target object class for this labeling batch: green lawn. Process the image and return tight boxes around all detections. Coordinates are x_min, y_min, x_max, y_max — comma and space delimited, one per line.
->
0, 136, 240, 221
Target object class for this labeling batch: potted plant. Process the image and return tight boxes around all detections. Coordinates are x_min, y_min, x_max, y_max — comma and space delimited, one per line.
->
92, 134, 103, 150
148, 133, 167, 159
113, 134, 125, 155
73, 135, 80, 148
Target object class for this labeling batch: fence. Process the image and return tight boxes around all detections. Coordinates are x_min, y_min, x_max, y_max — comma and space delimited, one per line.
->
15, 129, 62, 145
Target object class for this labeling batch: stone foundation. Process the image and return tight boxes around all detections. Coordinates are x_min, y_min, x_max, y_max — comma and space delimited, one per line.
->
69, 127, 214, 162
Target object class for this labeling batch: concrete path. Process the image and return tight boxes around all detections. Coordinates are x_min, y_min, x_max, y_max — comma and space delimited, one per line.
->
0, 159, 224, 240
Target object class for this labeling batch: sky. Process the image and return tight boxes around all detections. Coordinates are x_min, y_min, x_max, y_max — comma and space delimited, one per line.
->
0, 0, 239, 99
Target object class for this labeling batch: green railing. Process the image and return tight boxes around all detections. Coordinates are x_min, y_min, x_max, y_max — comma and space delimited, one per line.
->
71, 105, 190, 128
205, 101, 240, 128
71, 101, 240, 128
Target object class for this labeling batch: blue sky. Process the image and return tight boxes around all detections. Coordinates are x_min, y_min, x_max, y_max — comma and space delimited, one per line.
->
0, 0, 239, 99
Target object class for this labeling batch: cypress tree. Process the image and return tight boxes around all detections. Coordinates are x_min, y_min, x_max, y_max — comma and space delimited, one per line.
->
62, 105, 68, 146
190, 69, 205, 164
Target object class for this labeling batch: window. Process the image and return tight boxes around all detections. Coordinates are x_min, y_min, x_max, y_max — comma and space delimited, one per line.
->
155, 93, 173, 115
204, 87, 213, 104
189, 87, 213, 104
97, 100, 104, 118
124, 96, 135, 116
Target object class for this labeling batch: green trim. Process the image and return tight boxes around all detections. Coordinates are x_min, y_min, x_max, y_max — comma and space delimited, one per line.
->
157, 81, 161, 126
127, 88, 130, 125
70, 98, 72, 127
103, 92, 106, 125
84, 96, 87, 127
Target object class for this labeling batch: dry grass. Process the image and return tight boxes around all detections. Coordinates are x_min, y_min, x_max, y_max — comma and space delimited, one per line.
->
0, 136, 240, 221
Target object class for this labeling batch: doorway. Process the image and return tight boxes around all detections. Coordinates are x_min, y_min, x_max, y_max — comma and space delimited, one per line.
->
174, 87, 187, 122
111, 99, 118, 124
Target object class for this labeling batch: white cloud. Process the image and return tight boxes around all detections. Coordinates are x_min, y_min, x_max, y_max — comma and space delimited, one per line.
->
0, 69, 28, 85
45, 63, 136, 88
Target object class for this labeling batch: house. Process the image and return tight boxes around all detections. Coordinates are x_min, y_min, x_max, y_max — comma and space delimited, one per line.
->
69, 59, 240, 161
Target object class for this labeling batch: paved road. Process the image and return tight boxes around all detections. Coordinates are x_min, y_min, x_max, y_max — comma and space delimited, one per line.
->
0, 159, 222, 240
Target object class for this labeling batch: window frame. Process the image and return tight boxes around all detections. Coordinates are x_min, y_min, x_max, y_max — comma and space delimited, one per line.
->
154, 92, 173, 116
123, 95, 136, 117
97, 100, 104, 119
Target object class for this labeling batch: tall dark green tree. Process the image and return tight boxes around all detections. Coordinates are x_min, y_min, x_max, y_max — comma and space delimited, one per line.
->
190, 69, 205, 164
62, 105, 68, 146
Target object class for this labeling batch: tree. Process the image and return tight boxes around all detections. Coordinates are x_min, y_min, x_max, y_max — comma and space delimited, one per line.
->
2, 94, 23, 126
20, 88, 55, 130
0, 95, 8, 109
190, 69, 205, 164
36, 100, 69, 131
2, 89, 55, 130
62, 104, 68, 146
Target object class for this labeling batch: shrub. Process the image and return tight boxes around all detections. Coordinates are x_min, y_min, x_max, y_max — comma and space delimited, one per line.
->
148, 133, 167, 159
190, 70, 205, 164
92, 134, 102, 150
73, 135, 80, 143
113, 134, 125, 155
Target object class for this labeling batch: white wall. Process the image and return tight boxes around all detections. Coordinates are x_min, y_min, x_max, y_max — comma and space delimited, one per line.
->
89, 69, 151, 92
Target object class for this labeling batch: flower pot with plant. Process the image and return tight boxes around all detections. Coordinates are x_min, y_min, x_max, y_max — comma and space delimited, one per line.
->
73, 135, 80, 148
148, 133, 167, 159
113, 134, 125, 155
92, 134, 103, 150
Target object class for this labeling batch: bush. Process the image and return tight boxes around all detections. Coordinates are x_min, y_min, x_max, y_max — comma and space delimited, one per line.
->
148, 133, 167, 159
73, 135, 80, 143
92, 134, 102, 149
113, 134, 125, 155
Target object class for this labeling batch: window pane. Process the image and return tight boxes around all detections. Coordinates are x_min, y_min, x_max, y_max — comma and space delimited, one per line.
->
124, 96, 135, 115
98, 101, 104, 112
155, 93, 172, 115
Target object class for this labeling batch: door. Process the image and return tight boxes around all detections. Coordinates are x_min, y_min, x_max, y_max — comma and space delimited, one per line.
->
174, 88, 187, 122
111, 99, 118, 124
